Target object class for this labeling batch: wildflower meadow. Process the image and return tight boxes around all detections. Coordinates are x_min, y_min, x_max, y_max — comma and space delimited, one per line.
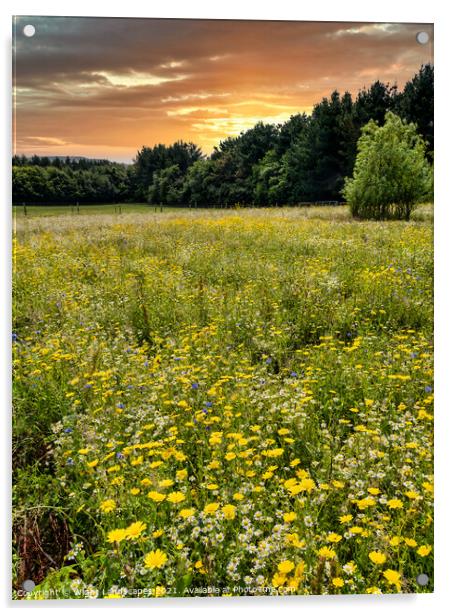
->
13, 205, 433, 598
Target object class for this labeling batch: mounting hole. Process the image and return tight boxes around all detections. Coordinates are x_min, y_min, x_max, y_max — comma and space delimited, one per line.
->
22, 579, 36, 592
23, 24, 35, 37
416, 31, 429, 45
416, 573, 429, 586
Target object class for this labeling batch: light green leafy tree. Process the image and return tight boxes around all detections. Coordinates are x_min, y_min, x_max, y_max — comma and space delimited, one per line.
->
343, 111, 433, 220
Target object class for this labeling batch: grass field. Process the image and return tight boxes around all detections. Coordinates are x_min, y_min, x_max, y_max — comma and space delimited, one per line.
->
12, 203, 188, 218
13, 205, 433, 598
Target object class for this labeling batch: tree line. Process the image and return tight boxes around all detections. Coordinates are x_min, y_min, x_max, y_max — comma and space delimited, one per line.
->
12, 64, 433, 207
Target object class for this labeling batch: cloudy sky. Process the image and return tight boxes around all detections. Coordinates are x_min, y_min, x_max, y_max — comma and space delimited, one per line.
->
13, 17, 433, 162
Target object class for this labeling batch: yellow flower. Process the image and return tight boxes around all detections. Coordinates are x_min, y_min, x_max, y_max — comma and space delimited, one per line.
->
144, 549, 168, 570
233, 492, 244, 501
318, 546, 336, 559
167, 491, 186, 504
225, 452, 236, 461
176, 469, 188, 480
356, 497, 376, 510
159, 479, 174, 488
148, 491, 166, 502
130, 488, 140, 495
87, 459, 99, 468
339, 514, 353, 524
107, 528, 127, 543
272, 572, 286, 588
204, 502, 220, 515
368, 487, 380, 495
404, 490, 420, 500
287, 576, 301, 590
332, 480, 345, 488
383, 569, 401, 590
152, 529, 164, 538
294, 562, 305, 577
100, 499, 116, 513
262, 447, 284, 458
285, 533, 305, 548
422, 481, 433, 493
283, 512, 297, 523
369, 551, 387, 565
285, 476, 315, 496
387, 498, 403, 509
366, 586, 382, 594
327, 532, 342, 543
222, 504, 237, 520
179, 508, 196, 518
417, 545, 432, 557
350, 526, 363, 534
278, 560, 295, 574
404, 538, 417, 548
332, 577, 344, 588
389, 536, 401, 547
125, 521, 146, 539
299, 477, 315, 492
207, 483, 219, 490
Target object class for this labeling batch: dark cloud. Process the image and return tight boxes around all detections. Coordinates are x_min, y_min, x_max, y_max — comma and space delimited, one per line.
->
13, 17, 433, 161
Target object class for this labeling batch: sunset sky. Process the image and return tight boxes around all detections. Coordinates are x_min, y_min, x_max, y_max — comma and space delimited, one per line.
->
13, 17, 433, 162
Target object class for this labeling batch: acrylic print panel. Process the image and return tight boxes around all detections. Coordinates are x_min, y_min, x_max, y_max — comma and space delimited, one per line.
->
12, 16, 433, 600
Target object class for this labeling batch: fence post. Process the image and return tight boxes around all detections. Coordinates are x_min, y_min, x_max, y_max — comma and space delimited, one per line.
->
23, 203, 27, 216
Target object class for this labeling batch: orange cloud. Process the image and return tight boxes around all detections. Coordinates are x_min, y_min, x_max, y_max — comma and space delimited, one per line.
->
13, 17, 433, 161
